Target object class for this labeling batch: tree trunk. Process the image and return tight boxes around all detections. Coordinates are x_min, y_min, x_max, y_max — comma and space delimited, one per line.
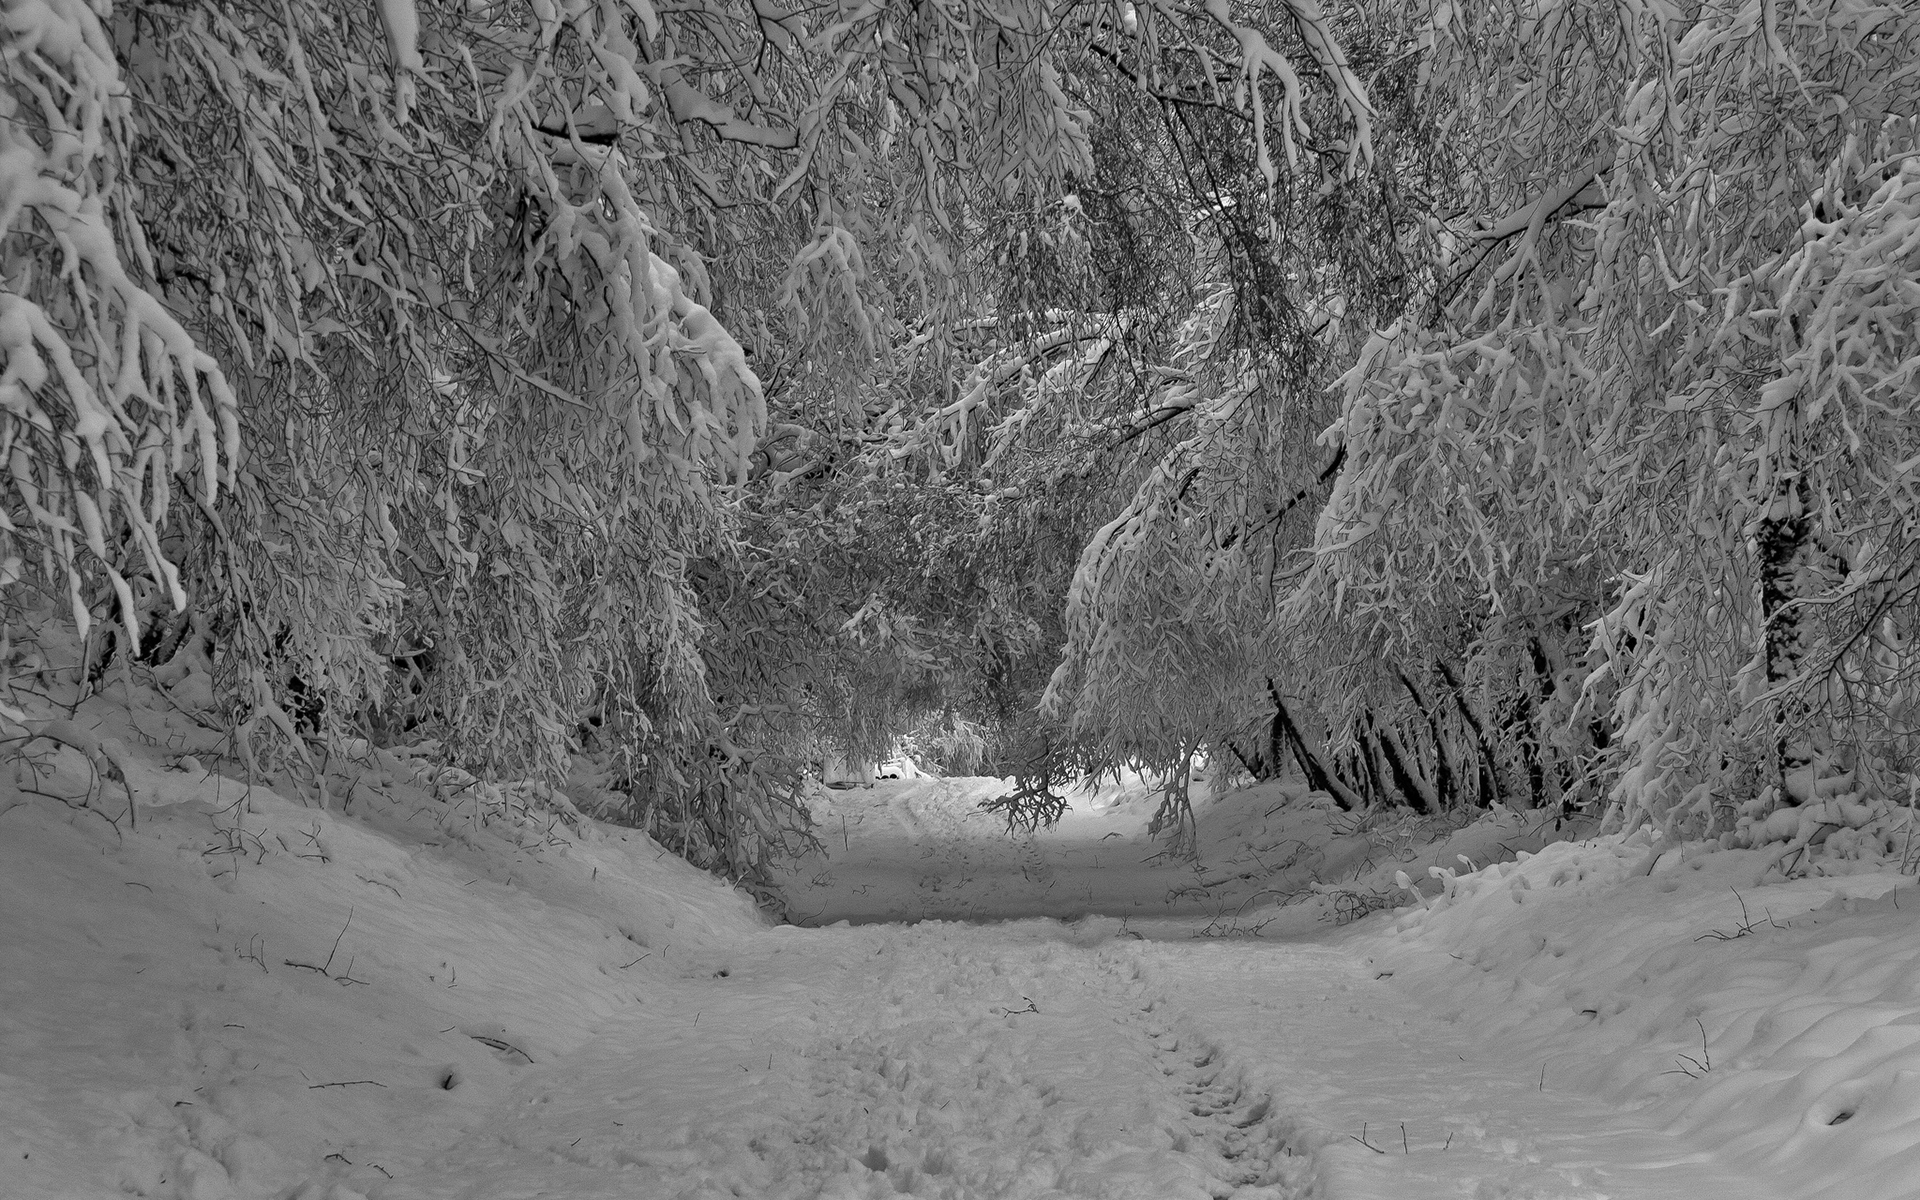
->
1518, 637, 1561, 810
1222, 736, 1271, 781
1356, 714, 1390, 808
1396, 667, 1455, 810
1755, 430, 1816, 793
1434, 659, 1502, 808
1376, 722, 1438, 814
1267, 681, 1362, 810
1267, 700, 1287, 781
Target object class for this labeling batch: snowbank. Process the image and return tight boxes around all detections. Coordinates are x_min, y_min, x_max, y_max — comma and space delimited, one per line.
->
1359, 833, 1918, 1200
0, 665, 763, 1200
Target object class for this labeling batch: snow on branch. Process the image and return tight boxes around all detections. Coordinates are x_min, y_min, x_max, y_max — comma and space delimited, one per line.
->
2, 0, 239, 638
662, 75, 800, 149
1195, 0, 1375, 180
1440, 154, 1612, 320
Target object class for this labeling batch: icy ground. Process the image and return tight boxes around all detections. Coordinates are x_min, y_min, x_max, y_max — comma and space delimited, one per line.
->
6, 675, 1920, 1199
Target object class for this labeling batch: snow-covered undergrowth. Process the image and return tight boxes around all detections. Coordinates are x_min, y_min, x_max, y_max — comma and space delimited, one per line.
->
1355, 835, 1918, 1200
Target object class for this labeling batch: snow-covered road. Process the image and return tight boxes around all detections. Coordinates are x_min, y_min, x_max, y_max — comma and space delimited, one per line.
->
384, 920, 1297, 1199
381, 920, 1783, 1200
9, 720, 1910, 1200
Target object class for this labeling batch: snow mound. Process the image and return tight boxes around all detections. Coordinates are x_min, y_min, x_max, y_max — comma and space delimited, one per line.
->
0, 663, 762, 1200
1362, 832, 1919, 1200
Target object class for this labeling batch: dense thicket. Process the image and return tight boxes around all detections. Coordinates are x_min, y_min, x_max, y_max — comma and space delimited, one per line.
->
1295, 0, 1920, 855
7, 0, 1918, 878
1061, 0, 1920, 859
879, 0, 1920, 859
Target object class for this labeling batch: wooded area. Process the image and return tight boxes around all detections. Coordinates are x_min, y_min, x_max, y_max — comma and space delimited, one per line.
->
6, 0, 1918, 887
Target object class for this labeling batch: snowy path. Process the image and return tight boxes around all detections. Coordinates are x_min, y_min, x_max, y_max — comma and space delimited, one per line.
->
381, 921, 1304, 1199
770, 777, 1312, 927
368, 922, 1783, 1200
10, 727, 1896, 1200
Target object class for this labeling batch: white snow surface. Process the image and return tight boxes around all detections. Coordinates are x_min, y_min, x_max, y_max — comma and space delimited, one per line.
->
5, 675, 1920, 1199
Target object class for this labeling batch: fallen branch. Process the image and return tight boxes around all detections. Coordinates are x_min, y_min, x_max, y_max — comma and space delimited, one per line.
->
471, 1035, 535, 1063
1695, 889, 1784, 942
284, 908, 359, 983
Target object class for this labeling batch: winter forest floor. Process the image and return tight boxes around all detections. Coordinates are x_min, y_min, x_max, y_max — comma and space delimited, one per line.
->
6, 674, 1920, 1199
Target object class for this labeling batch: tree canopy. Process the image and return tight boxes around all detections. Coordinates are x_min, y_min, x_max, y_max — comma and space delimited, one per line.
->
6, 0, 1919, 884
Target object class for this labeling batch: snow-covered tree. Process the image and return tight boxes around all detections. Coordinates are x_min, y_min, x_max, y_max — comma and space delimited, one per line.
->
944, 0, 1920, 856
19, 0, 1910, 875
1302, 0, 1920, 846
4, 0, 1385, 874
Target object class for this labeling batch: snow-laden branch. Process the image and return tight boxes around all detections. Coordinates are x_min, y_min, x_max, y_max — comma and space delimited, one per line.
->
2, 0, 239, 638
662, 74, 800, 149
1194, 0, 1374, 179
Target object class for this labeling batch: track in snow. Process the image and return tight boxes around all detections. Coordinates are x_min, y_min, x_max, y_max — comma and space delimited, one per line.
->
1143, 1020, 1312, 1197
392, 923, 1321, 1200
724, 929, 1317, 1200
